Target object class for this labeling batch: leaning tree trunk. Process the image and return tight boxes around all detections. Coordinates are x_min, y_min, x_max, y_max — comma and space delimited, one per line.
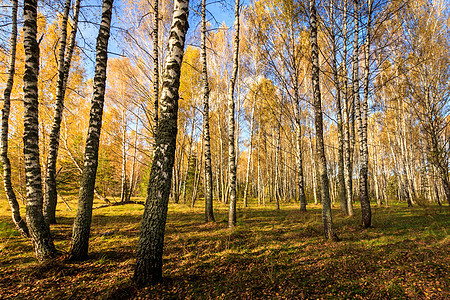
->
68, 0, 114, 261
310, 0, 338, 241
23, 0, 57, 261
330, 0, 347, 215
44, 0, 81, 224
2, 0, 29, 237
201, 0, 214, 222
359, 0, 373, 228
43, 0, 71, 225
228, 0, 240, 228
133, 0, 190, 285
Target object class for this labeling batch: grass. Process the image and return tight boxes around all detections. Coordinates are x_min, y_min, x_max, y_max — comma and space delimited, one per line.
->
0, 196, 449, 299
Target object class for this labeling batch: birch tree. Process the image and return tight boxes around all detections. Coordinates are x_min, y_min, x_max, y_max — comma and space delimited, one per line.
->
342, 0, 353, 216
2, 0, 29, 237
152, 0, 159, 142
23, 0, 57, 261
359, 0, 373, 227
310, 0, 338, 241
329, 0, 347, 215
133, 0, 190, 285
228, 0, 240, 228
201, 0, 215, 222
69, 0, 114, 260
44, 0, 81, 224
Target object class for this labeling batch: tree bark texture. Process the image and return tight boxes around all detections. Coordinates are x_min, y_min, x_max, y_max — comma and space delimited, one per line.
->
23, 0, 57, 261
360, 0, 372, 228
133, 0, 189, 285
330, 0, 347, 215
294, 88, 307, 212
2, 0, 29, 237
342, 0, 353, 216
153, 0, 159, 144
44, 0, 81, 225
201, 0, 214, 222
69, 0, 114, 260
310, 0, 338, 241
120, 109, 128, 202
228, 0, 240, 228
243, 103, 255, 208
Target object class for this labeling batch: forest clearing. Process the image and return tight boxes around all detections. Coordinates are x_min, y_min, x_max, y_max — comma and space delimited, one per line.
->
1, 198, 449, 299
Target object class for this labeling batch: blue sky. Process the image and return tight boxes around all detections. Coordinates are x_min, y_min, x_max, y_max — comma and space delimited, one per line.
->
77, 0, 246, 75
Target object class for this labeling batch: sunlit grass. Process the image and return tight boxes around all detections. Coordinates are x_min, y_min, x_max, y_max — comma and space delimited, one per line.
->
0, 195, 449, 299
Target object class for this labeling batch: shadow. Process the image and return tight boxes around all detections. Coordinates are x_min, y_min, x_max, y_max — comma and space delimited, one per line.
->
1, 204, 449, 299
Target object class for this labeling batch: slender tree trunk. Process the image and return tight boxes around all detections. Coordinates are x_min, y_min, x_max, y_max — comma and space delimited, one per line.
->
342, 0, 353, 216
359, 0, 372, 228
2, 0, 29, 237
352, 0, 361, 214
68, 0, 114, 260
308, 127, 319, 205
191, 138, 204, 207
201, 0, 214, 221
275, 124, 281, 210
23, 0, 57, 261
228, 0, 240, 228
182, 120, 195, 204
243, 103, 255, 208
330, 0, 347, 215
152, 0, 159, 145
294, 88, 307, 212
257, 112, 262, 205
120, 109, 128, 202
310, 0, 338, 241
133, 0, 189, 285
44, 0, 81, 224
128, 110, 139, 200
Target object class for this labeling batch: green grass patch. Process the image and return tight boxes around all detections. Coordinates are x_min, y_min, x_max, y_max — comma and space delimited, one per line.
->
0, 196, 449, 299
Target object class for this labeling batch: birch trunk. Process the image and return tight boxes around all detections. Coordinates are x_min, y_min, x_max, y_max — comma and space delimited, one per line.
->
201, 0, 214, 221
133, 0, 189, 284
69, 0, 114, 260
359, 0, 372, 228
228, 0, 240, 228
308, 127, 319, 205
275, 125, 281, 210
128, 110, 139, 200
342, 0, 353, 216
257, 118, 261, 205
310, 0, 338, 241
330, 0, 347, 215
182, 120, 194, 204
44, 0, 81, 224
2, 0, 29, 237
293, 85, 307, 212
120, 109, 128, 202
351, 0, 360, 214
243, 103, 255, 208
152, 0, 159, 143
191, 138, 204, 207
23, 0, 57, 261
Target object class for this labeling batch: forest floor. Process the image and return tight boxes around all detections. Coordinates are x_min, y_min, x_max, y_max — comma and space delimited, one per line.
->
0, 197, 449, 299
